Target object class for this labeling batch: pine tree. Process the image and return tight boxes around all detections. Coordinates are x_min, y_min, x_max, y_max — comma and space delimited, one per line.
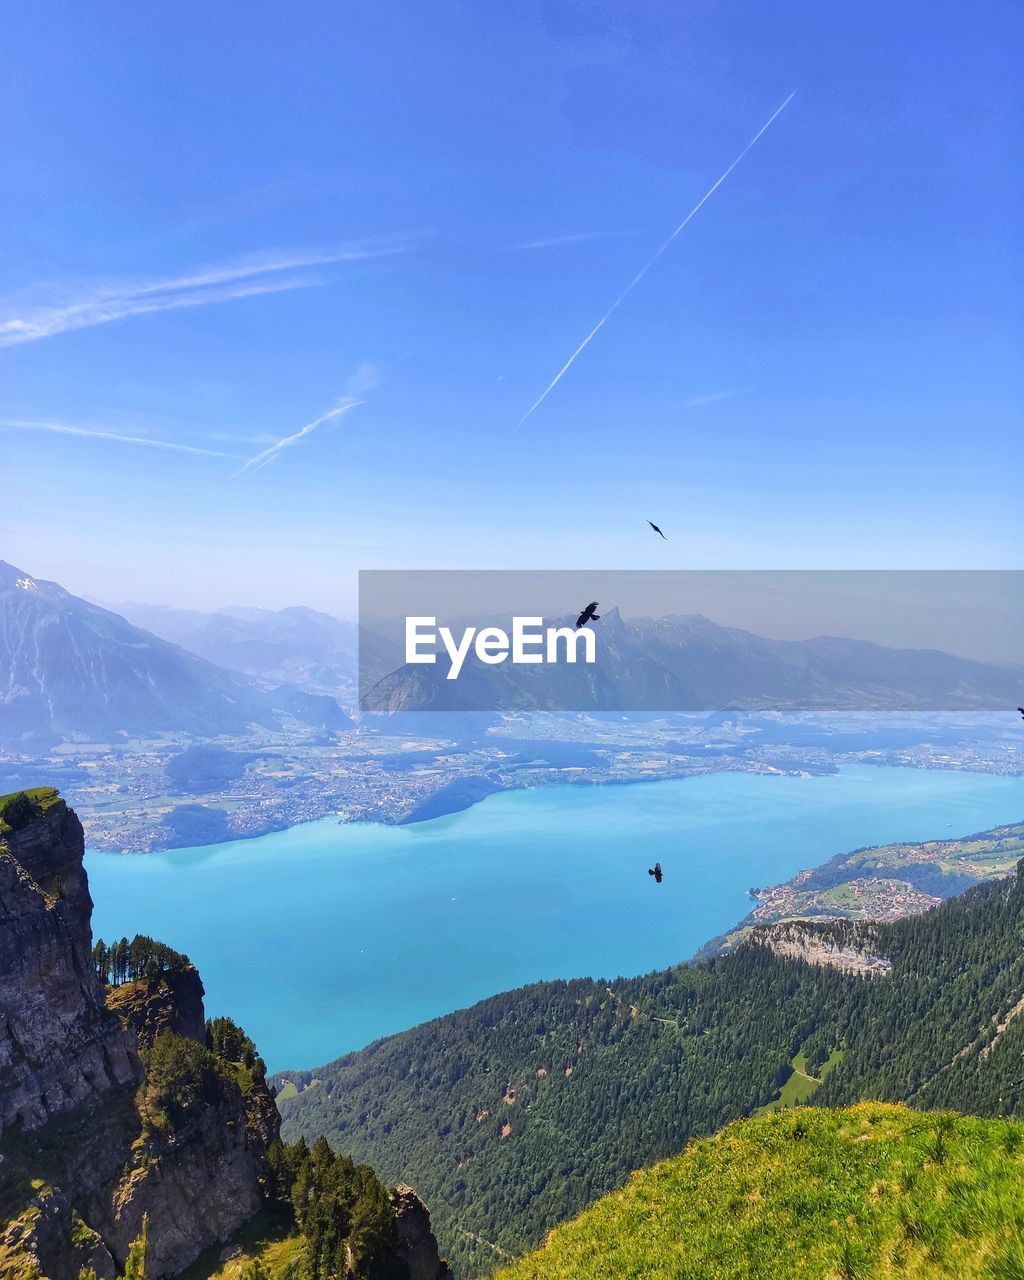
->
124, 1215, 148, 1280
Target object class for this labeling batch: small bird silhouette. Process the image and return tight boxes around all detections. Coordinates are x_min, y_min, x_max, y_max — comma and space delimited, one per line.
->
647, 520, 667, 539
1018, 707, 1024, 720
648, 862, 663, 884
576, 601, 601, 629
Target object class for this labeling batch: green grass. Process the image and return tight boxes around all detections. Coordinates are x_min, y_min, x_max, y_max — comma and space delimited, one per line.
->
178, 1209, 306, 1280
757, 1048, 844, 1115
493, 1104, 1024, 1280
0, 788, 60, 834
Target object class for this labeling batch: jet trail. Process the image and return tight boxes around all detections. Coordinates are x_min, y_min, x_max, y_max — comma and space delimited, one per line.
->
514, 92, 796, 432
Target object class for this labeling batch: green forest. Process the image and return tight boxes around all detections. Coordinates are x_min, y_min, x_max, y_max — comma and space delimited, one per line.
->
280, 865, 1024, 1276
93, 934, 194, 986
259, 1136, 429, 1280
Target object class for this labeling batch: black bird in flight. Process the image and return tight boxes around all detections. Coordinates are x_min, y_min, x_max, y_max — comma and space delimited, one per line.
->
576, 601, 600, 629
648, 862, 663, 884
1018, 707, 1024, 720
648, 520, 667, 539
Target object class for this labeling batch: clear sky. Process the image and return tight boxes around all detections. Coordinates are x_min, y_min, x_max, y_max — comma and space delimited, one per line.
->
2, 1, 1021, 615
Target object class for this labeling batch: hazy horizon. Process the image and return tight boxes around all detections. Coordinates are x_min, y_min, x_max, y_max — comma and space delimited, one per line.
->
8, 556, 1022, 668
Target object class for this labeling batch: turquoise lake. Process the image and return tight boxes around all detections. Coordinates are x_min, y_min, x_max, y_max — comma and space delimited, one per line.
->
86, 766, 1024, 1072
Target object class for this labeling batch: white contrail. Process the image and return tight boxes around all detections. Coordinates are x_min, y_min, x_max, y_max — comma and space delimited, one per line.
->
232, 400, 363, 479
514, 92, 796, 432
0, 418, 240, 459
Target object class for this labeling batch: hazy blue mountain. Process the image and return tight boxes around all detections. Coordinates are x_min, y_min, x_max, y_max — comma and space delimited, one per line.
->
0, 562, 351, 747
110, 600, 213, 646
118, 600, 358, 703
177, 605, 357, 699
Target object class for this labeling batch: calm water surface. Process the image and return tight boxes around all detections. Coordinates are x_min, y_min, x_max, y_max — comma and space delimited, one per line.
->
86, 766, 1024, 1071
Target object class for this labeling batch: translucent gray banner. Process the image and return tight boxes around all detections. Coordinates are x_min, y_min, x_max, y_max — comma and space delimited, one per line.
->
358, 570, 1024, 715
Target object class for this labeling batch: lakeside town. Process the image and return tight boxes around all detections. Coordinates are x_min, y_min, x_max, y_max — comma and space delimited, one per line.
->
2, 711, 1020, 853
707, 818, 1024, 955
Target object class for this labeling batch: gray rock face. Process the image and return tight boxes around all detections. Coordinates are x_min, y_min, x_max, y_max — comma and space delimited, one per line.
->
752, 920, 892, 976
1, 791, 447, 1280
0, 793, 277, 1279
108, 968, 208, 1049
0, 798, 141, 1139
392, 1186, 452, 1280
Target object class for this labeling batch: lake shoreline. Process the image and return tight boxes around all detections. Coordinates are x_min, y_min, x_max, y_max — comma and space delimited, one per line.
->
86, 766, 1024, 1072
84, 753, 1020, 857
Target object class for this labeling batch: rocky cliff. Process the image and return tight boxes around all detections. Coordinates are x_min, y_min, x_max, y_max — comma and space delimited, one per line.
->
750, 918, 892, 976
0, 788, 449, 1280
0, 789, 276, 1280
391, 1186, 451, 1280
0, 789, 140, 1139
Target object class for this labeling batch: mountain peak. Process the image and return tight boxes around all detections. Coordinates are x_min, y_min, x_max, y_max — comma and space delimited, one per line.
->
0, 560, 37, 588
0, 561, 352, 746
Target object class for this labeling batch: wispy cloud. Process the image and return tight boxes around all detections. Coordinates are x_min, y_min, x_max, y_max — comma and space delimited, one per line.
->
0, 418, 241, 459
686, 389, 751, 408
344, 361, 385, 397
232, 366, 381, 480
511, 232, 622, 251
232, 403, 363, 479
0, 241, 411, 348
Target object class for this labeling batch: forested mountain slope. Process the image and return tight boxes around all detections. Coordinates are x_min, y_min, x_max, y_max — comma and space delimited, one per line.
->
492, 1104, 1024, 1280
279, 866, 1024, 1276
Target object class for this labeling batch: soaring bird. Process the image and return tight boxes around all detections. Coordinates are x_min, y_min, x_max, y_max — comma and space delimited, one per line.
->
648, 520, 667, 539
576, 601, 600, 629
1018, 707, 1024, 720
648, 862, 663, 884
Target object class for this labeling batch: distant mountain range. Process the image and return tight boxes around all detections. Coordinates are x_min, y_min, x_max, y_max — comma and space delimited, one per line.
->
0, 562, 352, 747
361, 607, 1024, 715
115, 600, 358, 700
6, 561, 1019, 751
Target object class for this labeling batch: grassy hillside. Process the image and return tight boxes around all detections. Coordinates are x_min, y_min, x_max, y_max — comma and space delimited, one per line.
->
493, 1104, 1024, 1280
280, 863, 1024, 1276
0, 787, 60, 834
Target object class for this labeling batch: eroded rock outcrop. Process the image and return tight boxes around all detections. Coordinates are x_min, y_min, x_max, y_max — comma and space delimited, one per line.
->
392, 1185, 452, 1279
0, 790, 276, 1280
106, 968, 208, 1048
0, 792, 140, 1139
751, 919, 892, 976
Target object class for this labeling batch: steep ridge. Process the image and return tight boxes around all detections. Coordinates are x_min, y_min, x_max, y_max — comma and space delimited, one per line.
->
279, 860, 1024, 1276
0, 789, 278, 1279
0, 790, 447, 1280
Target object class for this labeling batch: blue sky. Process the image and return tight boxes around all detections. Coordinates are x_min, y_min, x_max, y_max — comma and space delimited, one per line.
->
2, 1, 1021, 614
